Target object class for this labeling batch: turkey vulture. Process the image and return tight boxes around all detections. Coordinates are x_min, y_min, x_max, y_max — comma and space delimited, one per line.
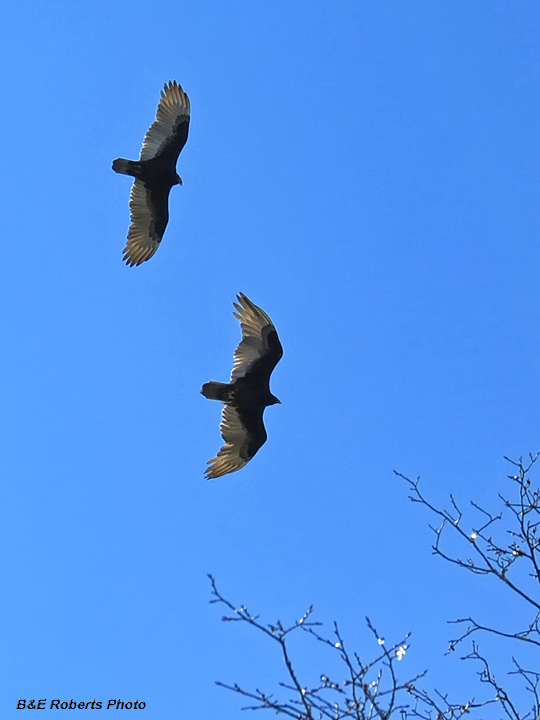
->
112, 81, 190, 266
201, 293, 283, 479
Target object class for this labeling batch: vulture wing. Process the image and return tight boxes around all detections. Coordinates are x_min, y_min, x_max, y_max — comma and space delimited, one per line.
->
139, 81, 190, 162
123, 180, 170, 266
231, 293, 283, 381
205, 405, 267, 479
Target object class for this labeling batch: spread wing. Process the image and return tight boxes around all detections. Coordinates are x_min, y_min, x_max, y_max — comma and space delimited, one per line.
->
205, 405, 267, 479
139, 81, 190, 162
123, 180, 170, 266
231, 293, 283, 381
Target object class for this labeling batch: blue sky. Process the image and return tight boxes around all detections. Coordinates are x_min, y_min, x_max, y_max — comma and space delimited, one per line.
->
1, 1, 539, 717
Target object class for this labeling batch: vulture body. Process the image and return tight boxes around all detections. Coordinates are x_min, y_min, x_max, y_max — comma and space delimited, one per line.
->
201, 293, 283, 479
112, 81, 190, 266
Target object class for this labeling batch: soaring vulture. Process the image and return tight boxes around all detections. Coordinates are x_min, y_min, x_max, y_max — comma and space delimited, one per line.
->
201, 293, 283, 479
112, 81, 190, 266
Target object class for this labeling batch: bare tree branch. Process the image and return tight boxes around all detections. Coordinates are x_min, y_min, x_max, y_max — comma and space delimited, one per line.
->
208, 454, 540, 720
395, 453, 540, 719
394, 456, 540, 612
209, 576, 494, 720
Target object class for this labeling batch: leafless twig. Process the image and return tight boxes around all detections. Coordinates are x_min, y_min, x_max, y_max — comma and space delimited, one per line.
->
395, 453, 540, 719
209, 576, 491, 719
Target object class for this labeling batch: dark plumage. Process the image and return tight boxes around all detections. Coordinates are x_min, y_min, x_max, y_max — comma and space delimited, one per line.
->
112, 81, 190, 266
201, 293, 283, 479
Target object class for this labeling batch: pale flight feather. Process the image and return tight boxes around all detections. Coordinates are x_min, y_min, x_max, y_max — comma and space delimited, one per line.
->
140, 81, 190, 161
124, 179, 161, 265
231, 294, 275, 380
205, 405, 251, 478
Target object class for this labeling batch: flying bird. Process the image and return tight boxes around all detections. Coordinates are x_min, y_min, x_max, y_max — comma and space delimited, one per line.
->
112, 81, 190, 266
201, 293, 283, 479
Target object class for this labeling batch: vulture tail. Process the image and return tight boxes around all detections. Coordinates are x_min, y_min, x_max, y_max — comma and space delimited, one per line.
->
112, 158, 141, 176
201, 381, 232, 402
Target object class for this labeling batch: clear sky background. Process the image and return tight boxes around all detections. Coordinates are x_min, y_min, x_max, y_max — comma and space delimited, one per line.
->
1, 1, 539, 717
